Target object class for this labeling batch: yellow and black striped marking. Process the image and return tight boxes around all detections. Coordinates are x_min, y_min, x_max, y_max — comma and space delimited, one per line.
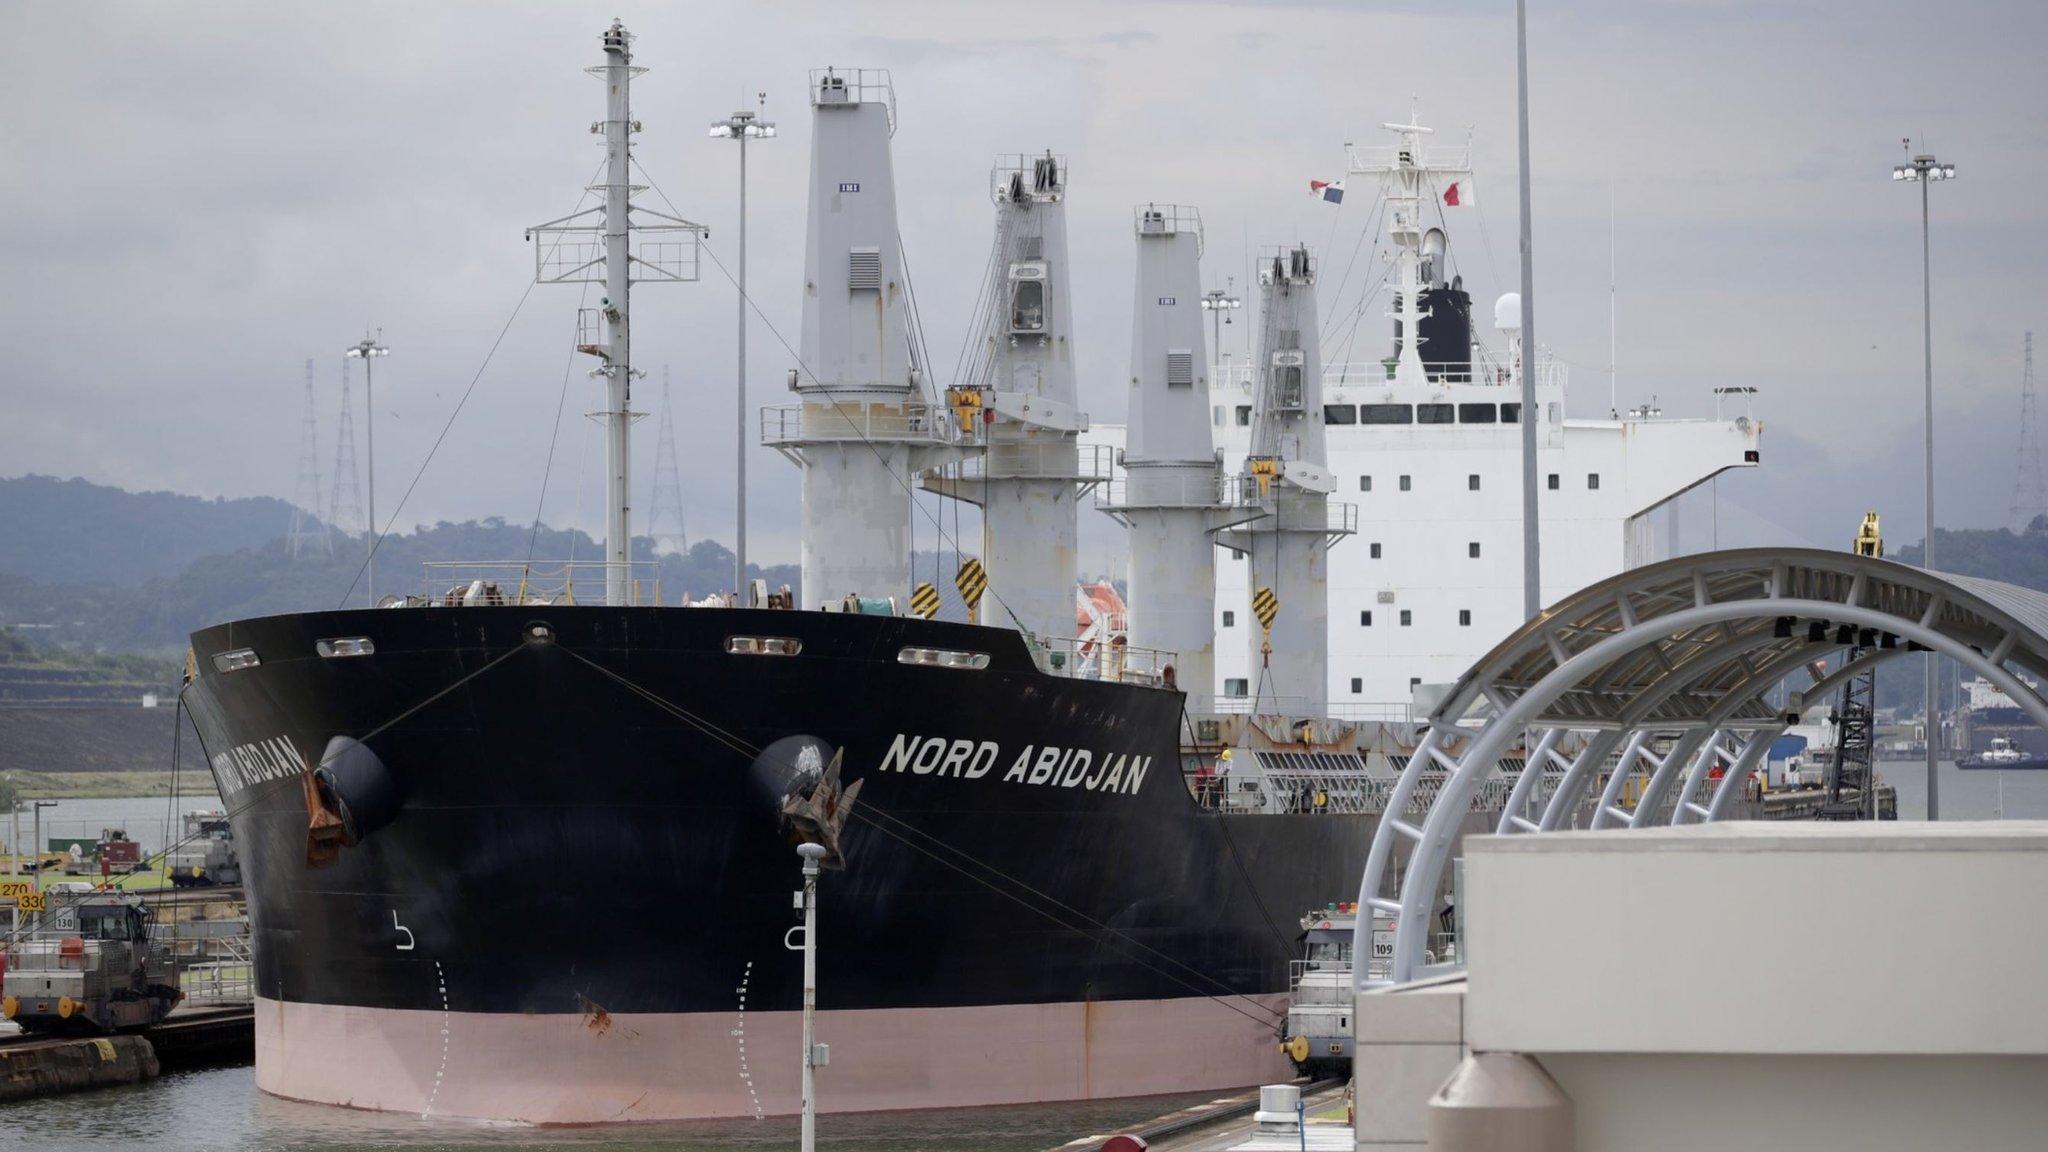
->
1252, 586, 1279, 631
955, 559, 988, 611
910, 581, 942, 619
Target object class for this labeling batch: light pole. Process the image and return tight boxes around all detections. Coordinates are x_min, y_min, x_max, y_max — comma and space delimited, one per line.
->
345, 332, 390, 607
30, 800, 55, 923
1515, 0, 1542, 621
794, 841, 827, 1152
1893, 144, 1955, 819
1201, 285, 1241, 366
711, 97, 775, 600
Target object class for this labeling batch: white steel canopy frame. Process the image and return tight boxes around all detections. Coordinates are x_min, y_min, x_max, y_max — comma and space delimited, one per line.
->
1353, 548, 2048, 989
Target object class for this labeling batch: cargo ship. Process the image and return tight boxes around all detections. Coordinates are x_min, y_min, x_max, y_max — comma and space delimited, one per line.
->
181, 22, 1407, 1123
183, 19, 1760, 1123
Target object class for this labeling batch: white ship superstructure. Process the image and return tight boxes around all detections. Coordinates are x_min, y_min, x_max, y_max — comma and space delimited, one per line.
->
1093, 112, 1761, 712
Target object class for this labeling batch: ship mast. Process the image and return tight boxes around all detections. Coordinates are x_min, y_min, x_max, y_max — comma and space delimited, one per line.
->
596, 23, 635, 606
1348, 108, 1472, 388
529, 20, 704, 606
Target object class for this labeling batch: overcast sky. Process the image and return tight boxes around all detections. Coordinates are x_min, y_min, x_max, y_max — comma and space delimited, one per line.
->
3, 0, 2044, 570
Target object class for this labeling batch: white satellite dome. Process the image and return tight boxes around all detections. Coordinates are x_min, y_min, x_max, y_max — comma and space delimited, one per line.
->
1494, 292, 1522, 333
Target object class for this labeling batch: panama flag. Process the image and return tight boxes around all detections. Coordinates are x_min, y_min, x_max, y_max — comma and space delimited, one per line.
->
1309, 179, 1345, 204
1442, 180, 1473, 207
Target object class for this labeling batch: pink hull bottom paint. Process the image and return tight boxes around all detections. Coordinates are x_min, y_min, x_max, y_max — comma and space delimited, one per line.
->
253, 993, 1293, 1123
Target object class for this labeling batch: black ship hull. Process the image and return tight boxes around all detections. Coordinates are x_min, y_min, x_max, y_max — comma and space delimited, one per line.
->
183, 605, 1376, 1121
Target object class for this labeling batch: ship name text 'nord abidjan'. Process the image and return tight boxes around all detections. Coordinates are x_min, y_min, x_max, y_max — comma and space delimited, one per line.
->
180, 22, 1757, 1124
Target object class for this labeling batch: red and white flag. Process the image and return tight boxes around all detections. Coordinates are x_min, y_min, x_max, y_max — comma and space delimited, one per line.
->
1442, 180, 1472, 207
1308, 179, 1345, 204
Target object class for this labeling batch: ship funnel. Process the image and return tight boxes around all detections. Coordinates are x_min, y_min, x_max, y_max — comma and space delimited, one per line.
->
768, 69, 951, 607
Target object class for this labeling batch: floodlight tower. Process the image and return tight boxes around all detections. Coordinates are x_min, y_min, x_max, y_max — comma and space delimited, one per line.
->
1892, 141, 1956, 819
344, 331, 389, 603
1201, 285, 1241, 366
711, 95, 776, 596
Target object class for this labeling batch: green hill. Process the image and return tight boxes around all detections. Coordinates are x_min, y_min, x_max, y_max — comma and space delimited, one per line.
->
0, 474, 300, 587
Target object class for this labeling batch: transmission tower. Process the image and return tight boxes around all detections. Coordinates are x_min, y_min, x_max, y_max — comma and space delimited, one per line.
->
647, 366, 689, 558
287, 359, 333, 559
2012, 332, 2047, 531
329, 354, 366, 540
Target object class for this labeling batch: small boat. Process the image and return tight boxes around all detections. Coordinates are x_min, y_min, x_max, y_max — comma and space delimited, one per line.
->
1958, 736, 2048, 771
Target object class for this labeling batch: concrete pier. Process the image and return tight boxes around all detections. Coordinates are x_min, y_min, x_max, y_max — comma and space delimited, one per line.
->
0, 1033, 159, 1103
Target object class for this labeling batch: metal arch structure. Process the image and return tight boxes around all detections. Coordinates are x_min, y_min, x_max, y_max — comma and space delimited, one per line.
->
1354, 548, 2048, 990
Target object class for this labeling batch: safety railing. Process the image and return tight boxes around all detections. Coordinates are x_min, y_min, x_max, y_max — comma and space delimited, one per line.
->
1345, 140, 1474, 173
1215, 360, 1568, 394
417, 561, 663, 607
1132, 203, 1203, 253
1193, 763, 1540, 817
1203, 696, 1413, 723
1037, 636, 1176, 686
990, 152, 1069, 202
932, 441, 1114, 485
1094, 471, 1229, 512
1287, 959, 1357, 1002
1220, 480, 1358, 536
809, 68, 896, 133
759, 401, 953, 446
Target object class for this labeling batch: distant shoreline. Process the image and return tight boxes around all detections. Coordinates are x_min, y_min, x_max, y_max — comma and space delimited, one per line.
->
8, 770, 220, 801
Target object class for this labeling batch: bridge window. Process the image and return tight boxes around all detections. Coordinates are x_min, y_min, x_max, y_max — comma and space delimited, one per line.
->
1469, 542, 1481, 558
1547, 473, 1560, 490
1361, 610, 1373, 626
1351, 678, 1363, 694
1588, 473, 1602, 490
1222, 610, 1236, 628
1418, 403, 1455, 425
1225, 678, 1248, 698
1458, 403, 1497, 424
1501, 402, 1521, 423
1468, 474, 1480, 491
1235, 405, 1252, 426
1399, 475, 1412, 492
1400, 610, 1412, 627
1360, 404, 1413, 425
1360, 475, 1372, 492
1370, 543, 1382, 559
1324, 404, 1357, 425
1459, 609, 1472, 626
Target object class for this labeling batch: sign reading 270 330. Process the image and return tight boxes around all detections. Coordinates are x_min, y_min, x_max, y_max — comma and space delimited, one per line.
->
838, 182, 861, 193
